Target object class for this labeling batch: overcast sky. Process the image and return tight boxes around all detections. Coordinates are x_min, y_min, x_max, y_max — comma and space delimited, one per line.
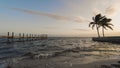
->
0, 0, 120, 37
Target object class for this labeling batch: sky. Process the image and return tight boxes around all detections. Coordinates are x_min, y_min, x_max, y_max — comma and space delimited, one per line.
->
0, 0, 120, 37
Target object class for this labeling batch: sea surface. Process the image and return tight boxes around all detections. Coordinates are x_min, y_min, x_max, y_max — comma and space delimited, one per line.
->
0, 37, 120, 67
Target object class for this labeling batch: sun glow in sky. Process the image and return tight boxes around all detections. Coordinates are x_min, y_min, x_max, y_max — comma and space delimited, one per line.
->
0, 0, 120, 37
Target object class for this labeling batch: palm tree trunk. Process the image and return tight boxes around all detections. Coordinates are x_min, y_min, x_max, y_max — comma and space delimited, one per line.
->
96, 25, 100, 37
102, 27, 104, 37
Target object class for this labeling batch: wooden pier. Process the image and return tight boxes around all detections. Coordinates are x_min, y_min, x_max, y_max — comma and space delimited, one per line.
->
0, 32, 48, 43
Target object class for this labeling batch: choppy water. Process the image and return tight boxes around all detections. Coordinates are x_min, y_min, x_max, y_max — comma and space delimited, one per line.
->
0, 37, 120, 67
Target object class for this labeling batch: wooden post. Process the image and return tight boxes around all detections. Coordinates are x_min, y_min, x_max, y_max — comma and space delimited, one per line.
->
26, 34, 28, 41
23, 33, 24, 42
37, 34, 38, 40
32, 34, 34, 40
7, 32, 10, 42
12, 32, 14, 42
19, 33, 21, 41
29, 34, 31, 41
33, 35, 35, 41
28, 34, 30, 41
37, 35, 39, 40
33, 34, 34, 40
31, 34, 32, 41
35, 35, 37, 40
34, 35, 36, 40
35, 34, 37, 40
38, 35, 39, 40
36, 34, 37, 40
32, 34, 33, 41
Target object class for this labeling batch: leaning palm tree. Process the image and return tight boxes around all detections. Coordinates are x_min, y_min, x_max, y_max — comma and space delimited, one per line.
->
99, 17, 113, 37
89, 14, 103, 37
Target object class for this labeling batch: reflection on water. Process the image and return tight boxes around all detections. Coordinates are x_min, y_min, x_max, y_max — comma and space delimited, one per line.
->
0, 37, 120, 65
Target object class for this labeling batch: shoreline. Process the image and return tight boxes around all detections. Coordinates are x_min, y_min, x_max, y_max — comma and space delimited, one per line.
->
92, 37, 120, 44
3, 58, 120, 68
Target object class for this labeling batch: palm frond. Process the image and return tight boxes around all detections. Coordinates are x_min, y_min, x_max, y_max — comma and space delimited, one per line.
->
92, 17, 95, 21
103, 26, 107, 30
106, 18, 112, 22
89, 22, 95, 27
99, 16, 106, 21
108, 23, 114, 26
92, 24, 95, 29
106, 25, 113, 30
95, 13, 102, 22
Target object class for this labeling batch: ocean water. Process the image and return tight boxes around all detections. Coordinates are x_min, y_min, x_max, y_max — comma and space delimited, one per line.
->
0, 37, 120, 67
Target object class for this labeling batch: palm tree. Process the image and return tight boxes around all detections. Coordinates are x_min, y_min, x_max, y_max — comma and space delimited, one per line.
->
99, 17, 113, 37
89, 14, 103, 37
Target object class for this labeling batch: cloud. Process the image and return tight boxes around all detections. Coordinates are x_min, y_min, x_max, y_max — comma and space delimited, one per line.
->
9, 8, 88, 23
90, 0, 120, 18
11, 8, 71, 21
74, 28, 90, 31
92, 5, 120, 18
43, 26, 59, 29
74, 16, 89, 23
105, 5, 119, 16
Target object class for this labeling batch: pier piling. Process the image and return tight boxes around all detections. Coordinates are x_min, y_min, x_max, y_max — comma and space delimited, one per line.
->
3, 32, 48, 43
